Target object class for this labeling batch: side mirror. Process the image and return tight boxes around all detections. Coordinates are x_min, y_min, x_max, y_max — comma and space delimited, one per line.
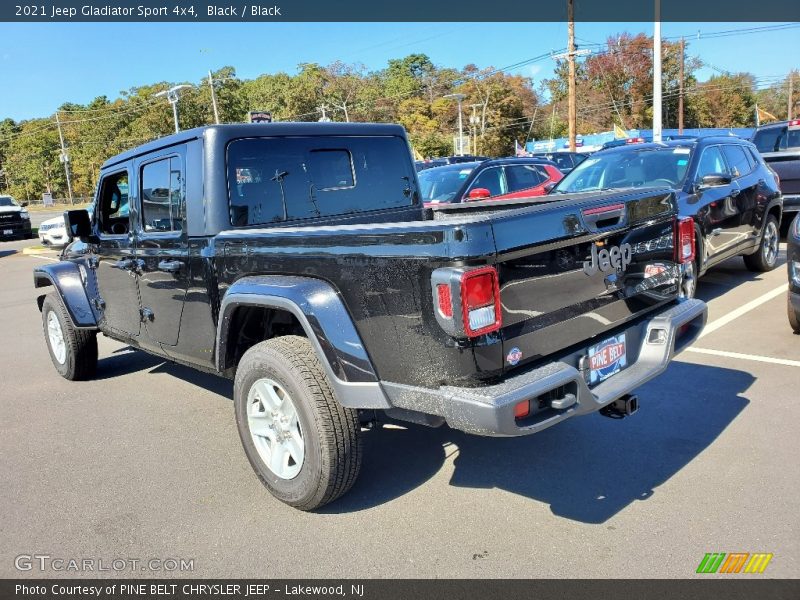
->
63, 209, 92, 241
467, 187, 492, 201
699, 173, 731, 188
543, 182, 557, 194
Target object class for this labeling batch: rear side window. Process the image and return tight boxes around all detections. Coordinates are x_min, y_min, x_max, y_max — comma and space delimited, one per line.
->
751, 126, 800, 152
227, 136, 415, 226
721, 145, 752, 178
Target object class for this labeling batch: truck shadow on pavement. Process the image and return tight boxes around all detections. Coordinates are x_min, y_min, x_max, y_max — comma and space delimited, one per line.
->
326, 361, 753, 522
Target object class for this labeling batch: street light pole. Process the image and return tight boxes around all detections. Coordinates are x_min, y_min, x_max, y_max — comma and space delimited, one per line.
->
652, 0, 663, 142
444, 93, 466, 155
155, 85, 192, 133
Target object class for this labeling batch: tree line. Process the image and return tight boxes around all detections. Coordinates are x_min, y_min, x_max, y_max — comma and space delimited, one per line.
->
0, 33, 796, 202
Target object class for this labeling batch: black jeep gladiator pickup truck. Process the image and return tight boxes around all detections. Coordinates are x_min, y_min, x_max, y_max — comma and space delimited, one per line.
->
34, 123, 706, 510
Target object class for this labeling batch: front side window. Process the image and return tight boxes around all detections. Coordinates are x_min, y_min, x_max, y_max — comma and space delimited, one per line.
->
97, 171, 130, 235
141, 157, 183, 232
696, 146, 728, 181
468, 167, 506, 197
227, 136, 415, 226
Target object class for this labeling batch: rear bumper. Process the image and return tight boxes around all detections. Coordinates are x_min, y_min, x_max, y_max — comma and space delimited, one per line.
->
383, 298, 707, 436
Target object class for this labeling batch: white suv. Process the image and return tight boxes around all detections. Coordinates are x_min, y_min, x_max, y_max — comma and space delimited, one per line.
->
38, 215, 69, 247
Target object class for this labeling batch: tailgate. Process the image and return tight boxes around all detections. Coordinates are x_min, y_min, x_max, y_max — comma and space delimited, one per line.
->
492, 189, 679, 374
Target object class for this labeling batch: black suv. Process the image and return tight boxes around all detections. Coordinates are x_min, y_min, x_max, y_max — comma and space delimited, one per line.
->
552, 137, 783, 298
530, 151, 590, 174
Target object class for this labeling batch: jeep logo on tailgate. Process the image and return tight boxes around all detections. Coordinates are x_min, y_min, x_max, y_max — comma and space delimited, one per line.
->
583, 242, 632, 276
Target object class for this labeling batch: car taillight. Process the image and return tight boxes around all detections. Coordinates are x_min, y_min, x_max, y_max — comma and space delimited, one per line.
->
675, 217, 695, 264
461, 267, 502, 337
431, 266, 502, 338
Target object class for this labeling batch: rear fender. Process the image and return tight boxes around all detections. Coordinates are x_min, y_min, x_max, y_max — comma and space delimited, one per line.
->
33, 262, 98, 328
216, 275, 389, 409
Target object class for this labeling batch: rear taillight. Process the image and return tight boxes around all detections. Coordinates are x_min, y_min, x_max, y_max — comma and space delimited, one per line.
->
675, 217, 695, 264
431, 266, 502, 338
461, 267, 502, 336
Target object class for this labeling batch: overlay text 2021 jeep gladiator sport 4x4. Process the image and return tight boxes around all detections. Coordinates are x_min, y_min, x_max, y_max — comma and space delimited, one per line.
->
34, 123, 707, 510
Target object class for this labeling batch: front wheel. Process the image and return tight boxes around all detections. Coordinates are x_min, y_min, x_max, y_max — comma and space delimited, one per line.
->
789, 294, 800, 334
233, 336, 362, 511
41, 293, 98, 380
744, 215, 780, 272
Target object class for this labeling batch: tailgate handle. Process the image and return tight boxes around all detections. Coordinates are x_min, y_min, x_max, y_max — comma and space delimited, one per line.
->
581, 203, 626, 231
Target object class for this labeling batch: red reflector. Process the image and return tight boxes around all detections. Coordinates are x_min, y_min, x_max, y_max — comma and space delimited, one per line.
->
514, 400, 530, 420
437, 284, 453, 318
463, 272, 495, 308
675, 218, 696, 264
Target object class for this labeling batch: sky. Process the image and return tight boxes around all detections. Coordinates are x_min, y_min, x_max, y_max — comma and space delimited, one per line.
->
0, 21, 798, 121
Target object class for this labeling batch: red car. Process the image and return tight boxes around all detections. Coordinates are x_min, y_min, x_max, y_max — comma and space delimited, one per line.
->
418, 157, 564, 206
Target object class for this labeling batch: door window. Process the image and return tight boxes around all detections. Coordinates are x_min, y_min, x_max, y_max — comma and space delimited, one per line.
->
505, 165, 546, 193
97, 171, 130, 235
467, 167, 506, 197
695, 146, 728, 181
721, 145, 752, 179
141, 157, 183, 232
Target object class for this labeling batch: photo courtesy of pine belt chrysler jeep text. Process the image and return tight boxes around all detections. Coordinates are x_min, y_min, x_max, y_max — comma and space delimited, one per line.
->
33, 123, 707, 510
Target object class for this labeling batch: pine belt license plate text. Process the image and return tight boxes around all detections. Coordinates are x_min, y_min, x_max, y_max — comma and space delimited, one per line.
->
588, 333, 627, 385
2, 229, 12, 235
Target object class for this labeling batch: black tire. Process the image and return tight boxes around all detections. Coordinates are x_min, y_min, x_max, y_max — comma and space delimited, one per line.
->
41, 292, 98, 380
744, 215, 780, 272
789, 294, 800, 334
233, 335, 362, 510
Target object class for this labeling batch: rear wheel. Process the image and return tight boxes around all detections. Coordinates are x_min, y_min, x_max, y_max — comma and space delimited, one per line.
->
744, 215, 780, 272
233, 336, 362, 510
41, 293, 98, 380
789, 295, 800, 334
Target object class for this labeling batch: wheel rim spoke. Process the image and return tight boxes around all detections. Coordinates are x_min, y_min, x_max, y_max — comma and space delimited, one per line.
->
47, 311, 66, 364
246, 377, 305, 480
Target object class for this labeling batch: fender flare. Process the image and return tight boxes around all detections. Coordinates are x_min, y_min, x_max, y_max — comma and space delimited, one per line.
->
216, 275, 390, 410
33, 262, 98, 329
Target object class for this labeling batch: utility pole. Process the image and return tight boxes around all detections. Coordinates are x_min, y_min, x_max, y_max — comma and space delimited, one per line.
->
789, 73, 794, 120
678, 37, 685, 134
55, 112, 74, 205
208, 70, 220, 125
444, 93, 466, 155
652, 0, 663, 142
567, 0, 576, 152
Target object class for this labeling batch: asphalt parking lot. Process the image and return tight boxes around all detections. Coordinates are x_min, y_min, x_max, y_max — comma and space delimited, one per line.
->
0, 238, 797, 579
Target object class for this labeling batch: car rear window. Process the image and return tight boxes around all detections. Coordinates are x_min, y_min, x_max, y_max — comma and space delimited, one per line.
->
227, 136, 415, 226
753, 126, 800, 153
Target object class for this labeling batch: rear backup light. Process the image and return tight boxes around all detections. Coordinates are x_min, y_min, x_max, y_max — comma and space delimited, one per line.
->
514, 400, 531, 420
461, 267, 502, 337
675, 218, 695, 264
437, 284, 453, 318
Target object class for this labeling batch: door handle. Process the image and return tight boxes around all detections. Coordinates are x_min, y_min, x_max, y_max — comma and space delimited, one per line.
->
730, 188, 740, 197
157, 260, 182, 273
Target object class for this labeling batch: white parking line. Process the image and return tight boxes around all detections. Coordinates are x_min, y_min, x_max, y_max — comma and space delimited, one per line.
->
685, 347, 800, 368
699, 283, 788, 338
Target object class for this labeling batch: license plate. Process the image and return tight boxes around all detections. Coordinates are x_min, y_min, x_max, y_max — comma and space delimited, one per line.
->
588, 333, 627, 385
2, 229, 12, 235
